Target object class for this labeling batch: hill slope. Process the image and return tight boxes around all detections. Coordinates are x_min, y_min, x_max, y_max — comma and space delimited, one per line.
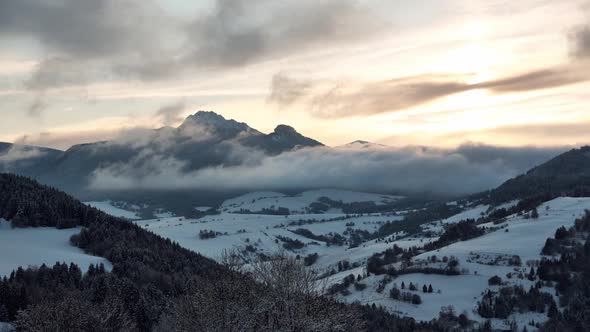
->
490, 145, 590, 203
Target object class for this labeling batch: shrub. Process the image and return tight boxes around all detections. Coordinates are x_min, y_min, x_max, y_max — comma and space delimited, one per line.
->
488, 275, 503, 286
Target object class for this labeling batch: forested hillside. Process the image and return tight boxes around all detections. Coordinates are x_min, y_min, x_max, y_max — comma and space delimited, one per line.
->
489, 146, 590, 204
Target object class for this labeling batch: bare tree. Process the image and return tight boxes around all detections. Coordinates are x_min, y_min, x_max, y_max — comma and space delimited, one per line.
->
219, 248, 245, 273
16, 293, 135, 332
167, 251, 364, 331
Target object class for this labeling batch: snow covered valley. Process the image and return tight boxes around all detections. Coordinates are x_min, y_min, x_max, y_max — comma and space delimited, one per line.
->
2, 186, 588, 331
126, 190, 590, 330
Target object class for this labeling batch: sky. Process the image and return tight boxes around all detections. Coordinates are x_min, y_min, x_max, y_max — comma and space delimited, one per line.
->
0, 0, 589, 150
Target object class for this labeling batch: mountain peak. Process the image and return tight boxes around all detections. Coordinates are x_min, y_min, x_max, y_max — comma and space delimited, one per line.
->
180, 111, 259, 138
349, 140, 371, 145
266, 124, 323, 148
343, 140, 386, 148
273, 124, 297, 135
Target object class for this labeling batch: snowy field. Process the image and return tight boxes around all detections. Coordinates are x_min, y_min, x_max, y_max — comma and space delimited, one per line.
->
0, 219, 111, 277
220, 189, 402, 214
134, 212, 402, 266
0, 322, 13, 332
85, 201, 140, 219
129, 191, 590, 329
334, 197, 590, 327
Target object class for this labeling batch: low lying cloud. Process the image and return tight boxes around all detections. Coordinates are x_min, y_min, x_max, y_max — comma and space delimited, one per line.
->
0, 145, 47, 163
89, 143, 566, 196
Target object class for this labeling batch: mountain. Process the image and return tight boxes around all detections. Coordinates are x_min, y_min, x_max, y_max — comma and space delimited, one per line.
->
179, 110, 262, 139
241, 124, 323, 154
489, 145, 590, 203
0, 111, 323, 198
341, 140, 387, 149
181, 111, 322, 153
0, 142, 63, 177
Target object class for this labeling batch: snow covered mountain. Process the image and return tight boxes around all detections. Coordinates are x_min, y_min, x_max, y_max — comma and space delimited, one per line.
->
341, 140, 387, 149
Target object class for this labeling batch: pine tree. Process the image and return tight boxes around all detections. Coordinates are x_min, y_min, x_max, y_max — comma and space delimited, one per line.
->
0, 304, 8, 321
422, 285, 428, 293
428, 284, 433, 293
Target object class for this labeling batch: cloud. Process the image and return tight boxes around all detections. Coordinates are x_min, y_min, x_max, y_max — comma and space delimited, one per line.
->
570, 24, 590, 59
26, 95, 46, 117
478, 67, 589, 92
304, 64, 590, 117
434, 122, 590, 147
88, 143, 566, 196
25, 57, 91, 91
12, 129, 122, 151
186, 0, 382, 68
0, 145, 47, 163
310, 75, 467, 117
0, 0, 382, 95
0, 0, 163, 59
155, 102, 187, 127
267, 73, 313, 107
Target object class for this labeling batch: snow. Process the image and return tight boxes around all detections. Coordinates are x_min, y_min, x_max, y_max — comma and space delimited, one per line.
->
133, 211, 409, 272
154, 211, 175, 218
0, 322, 14, 332
133, 193, 590, 329
494, 199, 520, 211
420, 197, 590, 267
0, 219, 112, 277
220, 189, 402, 214
85, 201, 140, 219
342, 273, 489, 322
422, 204, 490, 234
333, 197, 590, 327
441, 204, 489, 224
